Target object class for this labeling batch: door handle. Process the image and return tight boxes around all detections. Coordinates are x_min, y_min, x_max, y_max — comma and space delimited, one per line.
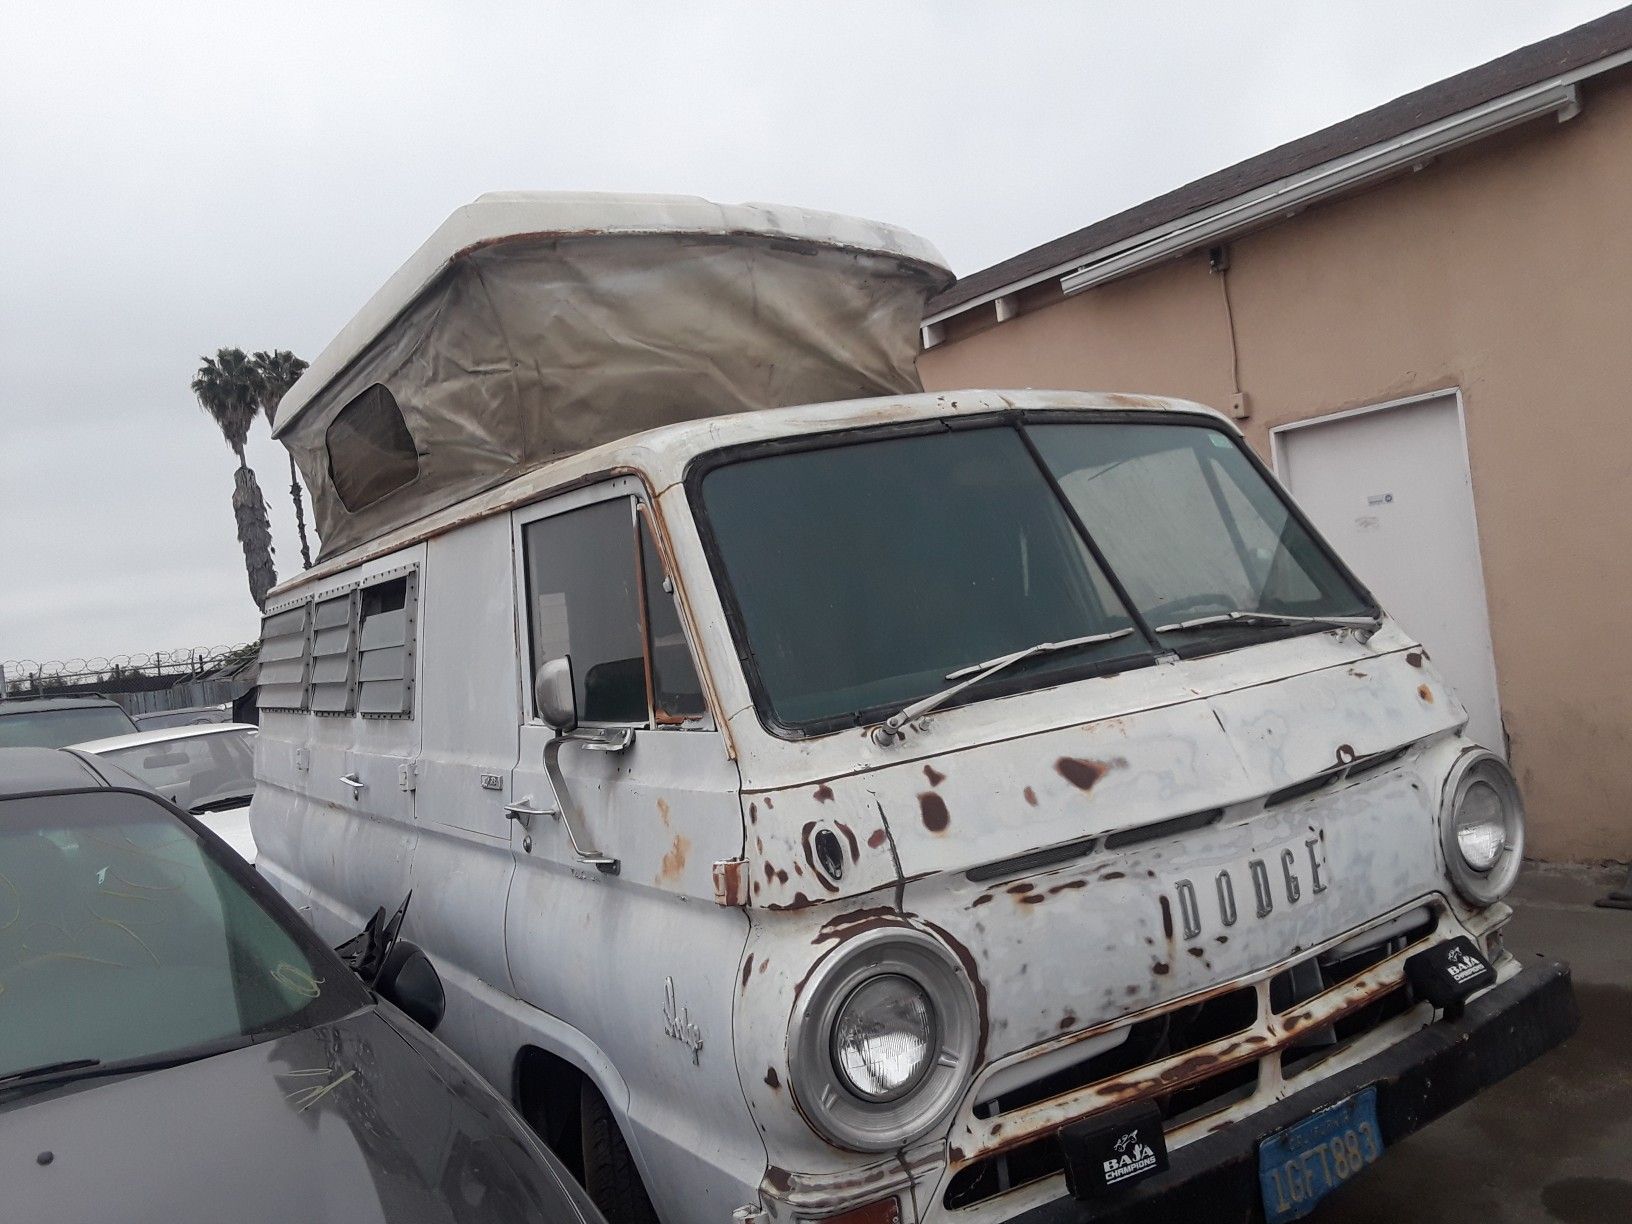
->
340, 773, 365, 790
503, 798, 552, 831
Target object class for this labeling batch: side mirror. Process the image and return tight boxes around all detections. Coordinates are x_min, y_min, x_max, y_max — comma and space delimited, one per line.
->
535, 656, 578, 732
375, 940, 446, 1033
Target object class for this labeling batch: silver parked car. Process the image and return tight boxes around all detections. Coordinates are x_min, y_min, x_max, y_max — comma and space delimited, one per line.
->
72, 723, 259, 862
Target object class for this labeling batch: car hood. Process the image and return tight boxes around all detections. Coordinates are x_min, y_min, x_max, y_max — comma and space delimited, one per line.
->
1, 1008, 595, 1224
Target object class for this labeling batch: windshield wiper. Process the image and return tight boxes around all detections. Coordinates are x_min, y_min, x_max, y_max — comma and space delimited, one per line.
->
0, 1058, 101, 1087
1154, 610, 1380, 637
873, 629, 1135, 745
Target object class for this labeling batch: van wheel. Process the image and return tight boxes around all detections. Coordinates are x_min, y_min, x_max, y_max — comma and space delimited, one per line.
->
580, 1080, 659, 1224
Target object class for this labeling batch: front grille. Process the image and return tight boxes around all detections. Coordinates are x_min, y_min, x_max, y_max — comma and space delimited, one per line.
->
944, 904, 1443, 1209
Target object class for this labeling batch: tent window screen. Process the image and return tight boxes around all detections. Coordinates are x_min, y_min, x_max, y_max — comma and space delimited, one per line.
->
310, 592, 358, 713
358, 573, 416, 717
257, 603, 311, 711
326, 385, 420, 511
523, 498, 648, 725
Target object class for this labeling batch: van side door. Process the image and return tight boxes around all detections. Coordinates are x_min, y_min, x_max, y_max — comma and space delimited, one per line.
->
506, 479, 758, 1216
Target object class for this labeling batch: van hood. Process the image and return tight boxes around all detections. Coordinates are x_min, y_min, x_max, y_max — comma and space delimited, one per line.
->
740, 634, 1463, 906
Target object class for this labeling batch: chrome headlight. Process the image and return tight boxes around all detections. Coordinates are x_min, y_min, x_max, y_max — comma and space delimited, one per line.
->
788, 928, 978, 1152
1441, 749, 1524, 904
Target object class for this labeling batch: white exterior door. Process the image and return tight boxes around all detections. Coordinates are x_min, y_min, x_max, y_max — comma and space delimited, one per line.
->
1274, 392, 1505, 754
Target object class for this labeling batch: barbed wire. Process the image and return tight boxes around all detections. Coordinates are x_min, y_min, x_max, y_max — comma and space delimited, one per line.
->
1, 643, 258, 688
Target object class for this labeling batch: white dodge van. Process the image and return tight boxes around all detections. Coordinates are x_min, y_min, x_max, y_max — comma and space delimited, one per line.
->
253, 194, 1575, 1224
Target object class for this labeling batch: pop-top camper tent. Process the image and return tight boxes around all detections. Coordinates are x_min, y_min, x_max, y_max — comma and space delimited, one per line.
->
273, 192, 952, 560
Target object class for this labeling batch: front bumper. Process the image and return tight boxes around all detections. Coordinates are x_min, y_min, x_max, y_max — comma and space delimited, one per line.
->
1012, 960, 1578, 1223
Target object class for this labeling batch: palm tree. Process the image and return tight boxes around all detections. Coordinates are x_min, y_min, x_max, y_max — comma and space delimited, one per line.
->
252, 349, 314, 569
192, 347, 278, 610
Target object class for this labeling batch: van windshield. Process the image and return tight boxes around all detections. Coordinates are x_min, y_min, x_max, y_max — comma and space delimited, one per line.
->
696, 418, 1371, 734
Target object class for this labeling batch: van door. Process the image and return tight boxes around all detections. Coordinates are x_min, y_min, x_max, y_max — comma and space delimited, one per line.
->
309, 558, 424, 940
505, 480, 754, 1216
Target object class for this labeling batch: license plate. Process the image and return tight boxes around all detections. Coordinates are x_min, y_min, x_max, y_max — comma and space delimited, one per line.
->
1257, 1086, 1383, 1224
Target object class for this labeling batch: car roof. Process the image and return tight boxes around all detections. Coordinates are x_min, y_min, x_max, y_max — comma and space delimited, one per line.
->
0, 746, 119, 797
70, 722, 258, 755
0, 694, 124, 715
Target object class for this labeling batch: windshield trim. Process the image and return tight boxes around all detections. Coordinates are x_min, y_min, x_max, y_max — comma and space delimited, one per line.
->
686, 409, 1381, 741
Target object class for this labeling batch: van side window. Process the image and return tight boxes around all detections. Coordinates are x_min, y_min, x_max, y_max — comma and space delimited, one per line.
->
257, 602, 312, 711
358, 573, 417, 717
524, 498, 648, 725
638, 510, 706, 720
326, 384, 420, 511
310, 591, 358, 713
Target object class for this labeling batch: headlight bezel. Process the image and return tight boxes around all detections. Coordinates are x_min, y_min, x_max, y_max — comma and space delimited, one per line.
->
787, 926, 978, 1152
1440, 748, 1525, 905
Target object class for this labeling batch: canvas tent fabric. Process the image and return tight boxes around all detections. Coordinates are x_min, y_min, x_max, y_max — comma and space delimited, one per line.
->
276, 193, 952, 560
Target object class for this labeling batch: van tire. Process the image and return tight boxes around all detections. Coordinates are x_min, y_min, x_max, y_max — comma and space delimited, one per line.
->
580, 1079, 659, 1224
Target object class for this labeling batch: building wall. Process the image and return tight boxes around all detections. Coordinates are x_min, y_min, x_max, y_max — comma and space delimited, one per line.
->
919, 72, 1632, 863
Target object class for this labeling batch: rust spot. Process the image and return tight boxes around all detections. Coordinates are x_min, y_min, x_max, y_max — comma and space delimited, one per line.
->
1023, 786, 1038, 806
923, 763, 946, 787
740, 959, 753, 991
1335, 743, 1357, 765
812, 784, 834, 803
867, 828, 887, 849
1418, 684, 1434, 703
1055, 756, 1113, 791
657, 797, 671, 825
1048, 879, 1087, 894
1007, 882, 1036, 895
1159, 895, 1174, 940
919, 792, 950, 833
764, 1067, 780, 1090
1125, 984, 1139, 996
758, 958, 769, 974
792, 863, 804, 876
1019, 894, 1046, 905
764, 1166, 793, 1193
764, 795, 774, 808
1187, 947, 1206, 958
1152, 961, 1171, 975
1101, 871, 1125, 881
659, 834, 691, 882
971, 894, 994, 908
748, 802, 757, 823
1058, 1014, 1077, 1031
833, 821, 861, 861
1216, 935, 1228, 944
1405, 651, 1424, 668
789, 891, 813, 908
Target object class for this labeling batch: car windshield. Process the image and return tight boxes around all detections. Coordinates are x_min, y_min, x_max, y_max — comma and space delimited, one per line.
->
696, 418, 1371, 733
0, 705, 137, 749
96, 728, 257, 813
1027, 421, 1373, 640
0, 788, 364, 1083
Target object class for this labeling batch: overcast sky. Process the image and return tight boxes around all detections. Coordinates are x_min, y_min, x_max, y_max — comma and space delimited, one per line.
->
1, 0, 1621, 666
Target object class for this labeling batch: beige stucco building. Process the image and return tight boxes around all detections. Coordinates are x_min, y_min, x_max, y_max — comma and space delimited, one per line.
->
919, 9, 1632, 863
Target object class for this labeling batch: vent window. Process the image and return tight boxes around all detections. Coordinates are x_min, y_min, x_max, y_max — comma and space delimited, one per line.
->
358, 573, 416, 717
326, 384, 419, 511
310, 592, 358, 713
257, 603, 312, 711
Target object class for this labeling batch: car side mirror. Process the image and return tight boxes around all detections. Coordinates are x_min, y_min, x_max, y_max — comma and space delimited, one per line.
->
375, 940, 446, 1033
535, 656, 578, 733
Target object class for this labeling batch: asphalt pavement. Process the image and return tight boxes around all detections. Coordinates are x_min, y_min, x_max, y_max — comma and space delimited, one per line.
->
1321, 864, 1632, 1224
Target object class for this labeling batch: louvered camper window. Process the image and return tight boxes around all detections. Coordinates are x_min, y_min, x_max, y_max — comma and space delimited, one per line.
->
310, 591, 359, 713
257, 602, 312, 711
358, 571, 417, 717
